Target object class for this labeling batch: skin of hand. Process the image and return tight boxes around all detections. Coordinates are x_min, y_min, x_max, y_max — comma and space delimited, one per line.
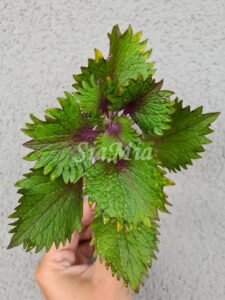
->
35, 201, 132, 300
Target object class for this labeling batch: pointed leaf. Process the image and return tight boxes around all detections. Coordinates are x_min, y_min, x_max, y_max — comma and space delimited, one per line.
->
73, 48, 107, 89
92, 216, 158, 291
107, 25, 155, 86
85, 158, 172, 224
23, 93, 94, 183
153, 100, 219, 171
131, 90, 175, 136
8, 170, 83, 252
75, 75, 102, 116
108, 76, 175, 135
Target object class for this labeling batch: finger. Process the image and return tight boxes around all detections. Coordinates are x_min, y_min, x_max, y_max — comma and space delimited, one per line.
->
75, 252, 89, 265
66, 231, 81, 251
37, 201, 94, 273
77, 241, 94, 258
47, 232, 80, 254
80, 227, 92, 241
65, 261, 91, 277
82, 200, 95, 227
39, 232, 80, 269
47, 201, 93, 255
37, 248, 76, 274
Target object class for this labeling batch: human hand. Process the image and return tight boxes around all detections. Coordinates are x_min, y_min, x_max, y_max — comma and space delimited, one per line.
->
35, 200, 132, 300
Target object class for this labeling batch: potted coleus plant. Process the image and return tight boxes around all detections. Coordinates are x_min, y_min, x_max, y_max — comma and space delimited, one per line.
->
8, 25, 219, 292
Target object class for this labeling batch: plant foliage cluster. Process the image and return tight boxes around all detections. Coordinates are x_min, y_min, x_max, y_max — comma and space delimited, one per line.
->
8, 25, 219, 291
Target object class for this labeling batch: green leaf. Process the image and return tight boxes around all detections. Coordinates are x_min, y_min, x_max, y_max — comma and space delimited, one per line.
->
131, 89, 175, 136
92, 216, 158, 291
95, 133, 125, 161
95, 117, 140, 161
23, 92, 94, 183
108, 75, 162, 110
8, 170, 83, 252
153, 100, 220, 171
107, 25, 155, 87
73, 50, 110, 115
73, 48, 107, 89
75, 75, 102, 116
108, 76, 175, 135
85, 158, 173, 224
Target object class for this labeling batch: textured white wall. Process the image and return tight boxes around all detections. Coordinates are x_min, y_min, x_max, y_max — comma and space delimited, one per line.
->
1, 1, 225, 299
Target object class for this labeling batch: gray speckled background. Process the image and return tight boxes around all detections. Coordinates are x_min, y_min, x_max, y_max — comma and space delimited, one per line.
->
1, 0, 225, 299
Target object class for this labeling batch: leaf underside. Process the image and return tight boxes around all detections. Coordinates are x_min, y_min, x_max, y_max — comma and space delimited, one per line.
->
8, 24, 219, 292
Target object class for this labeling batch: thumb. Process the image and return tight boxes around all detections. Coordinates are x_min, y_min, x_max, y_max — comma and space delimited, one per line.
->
36, 232, 80, 277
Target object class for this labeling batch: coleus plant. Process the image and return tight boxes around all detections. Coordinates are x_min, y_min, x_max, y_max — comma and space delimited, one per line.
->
8, 25, 219, 292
